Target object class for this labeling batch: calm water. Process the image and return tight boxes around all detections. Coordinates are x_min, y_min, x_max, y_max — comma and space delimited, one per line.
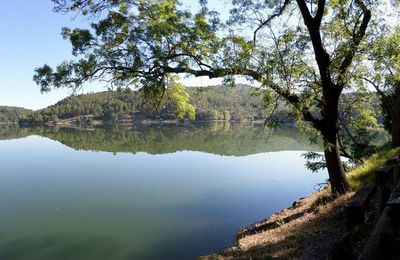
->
0, 123, 326, 260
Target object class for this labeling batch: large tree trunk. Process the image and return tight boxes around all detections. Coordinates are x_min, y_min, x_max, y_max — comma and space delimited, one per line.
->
320, 87, 350, 195
323, 131, 350, 194
295, 0, 369, 195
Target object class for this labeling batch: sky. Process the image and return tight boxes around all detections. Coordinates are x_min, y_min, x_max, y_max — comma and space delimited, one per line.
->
0, 1, 82, 109
0, 0, 229, 110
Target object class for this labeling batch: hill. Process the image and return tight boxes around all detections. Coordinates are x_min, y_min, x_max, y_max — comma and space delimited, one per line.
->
19, 85, 287, 125
2, 85, 382, 129
21, 90, 138, 124
0, 106, 33, 124
187, 84, 285, 121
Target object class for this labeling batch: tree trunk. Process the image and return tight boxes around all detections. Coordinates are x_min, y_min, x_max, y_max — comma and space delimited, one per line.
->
320, 87, 350, 195
323, 131, 350, 194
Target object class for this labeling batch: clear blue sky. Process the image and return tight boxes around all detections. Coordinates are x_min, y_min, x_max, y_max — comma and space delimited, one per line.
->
0, 0, 230, 110
0, 1, 85, 109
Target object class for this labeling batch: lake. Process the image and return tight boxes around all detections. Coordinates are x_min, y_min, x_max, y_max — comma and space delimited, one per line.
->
0, 123, 326, 260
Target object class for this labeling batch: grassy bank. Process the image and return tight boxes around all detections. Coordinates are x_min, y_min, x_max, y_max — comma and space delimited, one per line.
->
201, 147, 400, 259
347, 147, 400, 189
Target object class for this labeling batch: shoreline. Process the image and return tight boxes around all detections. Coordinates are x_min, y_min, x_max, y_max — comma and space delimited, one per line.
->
17, 118, 267, 127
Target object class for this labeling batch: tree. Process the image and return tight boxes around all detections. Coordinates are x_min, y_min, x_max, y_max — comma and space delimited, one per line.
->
365, 27, 400, 147
304, 88, 380, 172
34, 0, 379, 194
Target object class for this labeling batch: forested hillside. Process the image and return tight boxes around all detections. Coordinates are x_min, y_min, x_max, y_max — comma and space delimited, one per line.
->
19, 85, 284, 125
0, 106, 32, 123
22, 90, 138, 124
3, 85, 380, 127
188, 84, 270, 121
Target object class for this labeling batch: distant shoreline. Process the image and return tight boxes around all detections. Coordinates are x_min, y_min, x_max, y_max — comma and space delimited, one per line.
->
15, 118, 267, 127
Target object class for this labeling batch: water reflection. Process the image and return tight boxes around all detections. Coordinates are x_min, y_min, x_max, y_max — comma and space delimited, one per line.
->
0, 123, 324, 259
1, 123, 320, 155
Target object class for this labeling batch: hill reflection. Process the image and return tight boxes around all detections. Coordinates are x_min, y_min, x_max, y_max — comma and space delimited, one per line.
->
0, 123, 320, 156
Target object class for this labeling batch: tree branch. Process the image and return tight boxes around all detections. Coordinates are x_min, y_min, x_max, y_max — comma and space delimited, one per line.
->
296, 0, 332, 87
337, 0, 371, 86
253, 0, 290, 45
296, 0, 312, 22
363, 77, 394, 109
314, 0, 325, 27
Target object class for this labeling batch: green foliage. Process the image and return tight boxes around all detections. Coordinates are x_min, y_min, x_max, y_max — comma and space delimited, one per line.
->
223, 110, 230, 121
302, 89, 386, 173
22, 91, 137, 124
188, 84, 272, 121
36, 0, 222, 93
140, 76, 196, 120
365, 27, 400, 145
0, 106, 32, 123
36, 1, 378, 118
34, 0, 384, 140
338, 89, 381, 162
169, 82, 196, 120
347, 147, 400, 190
303, 152, 326, 173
